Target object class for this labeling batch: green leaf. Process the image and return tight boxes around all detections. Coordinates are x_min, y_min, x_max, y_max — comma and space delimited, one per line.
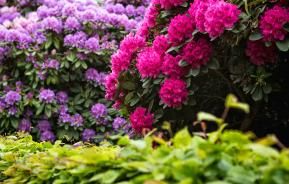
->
249, 32, 263, 41
178, 60, 189, 67
197, 112, 223, 125
252, 87, 263, 101
276, 39, 289, 52
173, 128, 191, 148
225, 94, 250, 113
122, 81, 136, 90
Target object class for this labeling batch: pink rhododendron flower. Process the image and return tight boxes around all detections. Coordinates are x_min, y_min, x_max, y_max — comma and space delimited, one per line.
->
188, 0, 212, 33
112, 34, 146, 75
189, 0, 240, 38
105, 73, 118, 100
159, 79, 188, 108
181, 38, 213, 68
259, 5, 289, 41
137, 4, 159, 38
168, 14, 195, 44
246, 40, 277, 66
129, 107, 154, 134
120, 34, 146, 54
153, 35, 170, 56
204, 1, 240, 38
162, 54, 187, 78
136, 47, 162, 78
111, 50, 132, 75
153, 0, 187, 10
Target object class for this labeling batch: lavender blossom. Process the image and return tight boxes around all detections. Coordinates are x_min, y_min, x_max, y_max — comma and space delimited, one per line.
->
18, 119, 31, 132
91, 103, 107, 119
56, 91, 68, 104
39, 89, 55, 103
112, 117, 127, 130
4, 91, 21, 105
82, 128, 96, 142
40, 131, 56, 142
37, 120, 52, 132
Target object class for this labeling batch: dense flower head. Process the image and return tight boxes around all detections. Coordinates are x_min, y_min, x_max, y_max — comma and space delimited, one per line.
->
136, 47, 162, 78
162, 54, 187, 78
91, 103, 108, 119
39, 89, 55, 103
8, 106, 18, 115
137, 4, 159, 37
42, 59, 60, 70
40, 131, 56, 142
152, 35, 170, 56
110, 34, 145, 75
105, 73, 118, 100
4, 91, 21, 105
204, 1, 240, 38
259, 5, 289, 41
112, 117, 127, 130
82, 128, 96, 142
41, 16, 63, 33
188, 0, 240, 38
120, 34, 146, 54
71, 114, 84, 127
85, 37, 100, 52
168, 14, 195, 44
129, 107, 154, 134
246, 40, 277, 66
64, 17, 81, 31
56, 91, 68, 104
37, 120, 52, 132
159, 79, 188, 108
111, 50, 132, 75
181, 38, 213, 68
18, 119, 31, 132
153, 0, 187, 10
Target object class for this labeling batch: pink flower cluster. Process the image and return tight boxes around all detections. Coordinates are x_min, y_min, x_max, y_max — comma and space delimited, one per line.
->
181, 38, 213, 68
137, 4, 159, 38
159, 79, 188, 108
189, 0, 240, 38
246, 40, 277, 66
129, 107, 154, 134
136, 47, 162, 78
153, 35, 170, 56
105, 73, 118, 100
162, 54, 187, 78
259, 5, 289, 41
168, 14, 195, 44
153, 0, 187, 10
106, 34, 146, 100
111, 34, 146, 75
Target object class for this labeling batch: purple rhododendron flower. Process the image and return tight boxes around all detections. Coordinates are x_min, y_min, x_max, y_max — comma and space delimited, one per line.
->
82, 128, 96, 142
39, 89, 55, 103
4, 91, 21, 105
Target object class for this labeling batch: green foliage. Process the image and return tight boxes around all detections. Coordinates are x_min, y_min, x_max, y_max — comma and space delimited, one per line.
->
1, 130, 289, 184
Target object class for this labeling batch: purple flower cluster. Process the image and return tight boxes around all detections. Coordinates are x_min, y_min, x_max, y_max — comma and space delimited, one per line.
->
18, 119, 31, 132
4, 91, 21, 105
85, 68, 107, 86
91, 103, 108, 119
82, 128, 96, 142
39, 89, 55, 103
58, 105, 84, 127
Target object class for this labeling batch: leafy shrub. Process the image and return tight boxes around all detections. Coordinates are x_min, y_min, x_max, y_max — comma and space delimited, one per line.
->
106, 0, 289, 134
1, 128, 289, 183
0, 0, 151, 142
1, 94, 288, 183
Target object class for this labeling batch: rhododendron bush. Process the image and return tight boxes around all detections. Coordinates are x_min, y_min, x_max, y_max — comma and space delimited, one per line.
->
106, 0, 289, 134
0, 0, 150, 142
